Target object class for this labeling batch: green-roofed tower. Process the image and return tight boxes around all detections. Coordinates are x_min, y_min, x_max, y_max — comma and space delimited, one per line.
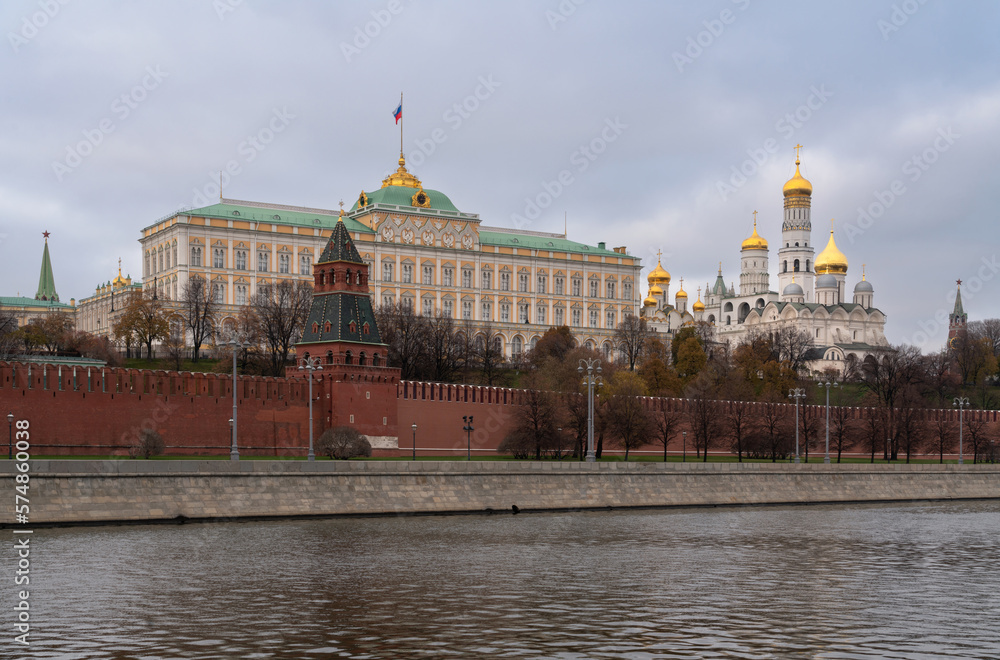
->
35, 232, 59, 302
948, 279, 968, 347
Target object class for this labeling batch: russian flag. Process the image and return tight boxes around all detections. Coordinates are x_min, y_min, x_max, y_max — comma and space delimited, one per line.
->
393, 103, 402, 124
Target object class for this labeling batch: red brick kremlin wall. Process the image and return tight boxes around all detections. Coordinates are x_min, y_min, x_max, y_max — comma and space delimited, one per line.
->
1, 361, 996, 458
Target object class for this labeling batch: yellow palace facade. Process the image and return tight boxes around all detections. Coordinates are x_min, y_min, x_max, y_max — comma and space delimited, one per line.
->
134, 154, 642, 360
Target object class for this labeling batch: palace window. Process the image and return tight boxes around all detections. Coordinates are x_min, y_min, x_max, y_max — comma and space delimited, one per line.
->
422, 264, 434, 285
623, 281, 632, 299
462, 268, 473, 288
589, 310, 598, 328
299, 254, 311, 274
518, 273, 529, 293
236, 284, 248, 305
443, 267, 454, 286
572, 308, 582, 327
402, 263, 413, 284
236, 250, 248, 270
511, 336, 523, 358
421, 297, 433, 316
165, 248, 171, 269
213, 248, 225, 269
462, 300, 473, 320
606, 281, 616, 299
499, 271, 511, 291
257, 251, 269, 272
554, 307, 564, 326
606, 310, 616, 328
537, 274, 547, 294
442, 300, 454, 318
212, 283, 225, 304
382, 262, 393, 282
536, 305, 547, 325
382, 293, 394, 306
555, 276, 565, 295
572, 277, 582, 297
158, 249, 163, 271
500, 303, 510, 322
278, 254, 290, 274
482, 270, 492, 290
190, 246, 202, 267
482, 301, 492, 321
589, 278, 599, 298
518, 303, 529, 323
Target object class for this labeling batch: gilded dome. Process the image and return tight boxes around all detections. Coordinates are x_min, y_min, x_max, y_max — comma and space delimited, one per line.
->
783, 157, 812, 198
815, 228, 848, 275
649, 283, 663, 296
692, 288, 705, 312
741, 218, 768, 251
643, 293, 657, 307
647, 258, 671, 285
675, 279, 688, 300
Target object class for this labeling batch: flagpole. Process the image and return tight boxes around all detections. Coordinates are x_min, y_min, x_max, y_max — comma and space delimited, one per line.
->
399, 92, 403, 156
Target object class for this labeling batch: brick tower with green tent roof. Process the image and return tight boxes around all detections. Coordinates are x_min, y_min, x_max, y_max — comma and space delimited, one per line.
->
289, 210, 401, 453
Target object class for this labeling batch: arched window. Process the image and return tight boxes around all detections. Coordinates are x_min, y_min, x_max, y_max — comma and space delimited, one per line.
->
359, 352, 367, 366
794, 259, 800, 272
783, 260, 787, 273
345, 351, 353, 365
372, 353, 380, 367
511, 336, 523, 357
312, 322, 319, 334
326, 350, 334, 364
805, 259, 811, 271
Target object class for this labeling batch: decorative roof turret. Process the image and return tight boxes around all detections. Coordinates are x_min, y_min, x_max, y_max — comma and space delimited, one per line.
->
35, 231, 59, 302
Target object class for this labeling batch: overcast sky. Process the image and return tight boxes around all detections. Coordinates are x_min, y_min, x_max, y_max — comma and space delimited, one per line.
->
2, 0, 998, 351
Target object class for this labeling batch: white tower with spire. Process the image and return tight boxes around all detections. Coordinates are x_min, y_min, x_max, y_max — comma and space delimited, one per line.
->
739, 211, 770, 296
777, 145, 815, 302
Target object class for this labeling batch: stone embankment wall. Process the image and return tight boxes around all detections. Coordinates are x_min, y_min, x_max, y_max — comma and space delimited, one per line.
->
3, 460, 998, 526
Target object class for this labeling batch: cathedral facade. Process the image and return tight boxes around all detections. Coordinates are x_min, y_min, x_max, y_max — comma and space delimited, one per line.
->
641, 153, 888, 374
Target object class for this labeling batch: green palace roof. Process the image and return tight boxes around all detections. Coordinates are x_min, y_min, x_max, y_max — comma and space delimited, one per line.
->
0, 296, 72, 309
148, 201, 374, 234
478, 230, 623, 257
352, 186, 459, 213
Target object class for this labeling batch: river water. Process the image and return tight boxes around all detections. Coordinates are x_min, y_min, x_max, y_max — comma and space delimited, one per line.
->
4, 500, 1000, 659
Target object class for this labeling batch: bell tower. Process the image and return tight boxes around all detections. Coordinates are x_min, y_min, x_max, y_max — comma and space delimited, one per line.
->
777, 146, 815, 302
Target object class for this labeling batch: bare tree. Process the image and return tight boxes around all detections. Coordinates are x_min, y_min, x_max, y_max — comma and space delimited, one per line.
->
475, 322, 506, 386
652, 398, 684, 462
180, 278, 216, 362
375, 302, 428, 380
685, 374, 721, 462
860, 345, 924, 460
722, 379, 755, 462
115, 289, 169, 360
931, 416, 956, 464
615, 314, 649, 371
251, 280, 312, 376
510, 371, 564, 460
424, 313, 460, 382
963, 415, 992, 464
759, 395, 790, 462
830, 403, 857, 463
0, 307, 22, 360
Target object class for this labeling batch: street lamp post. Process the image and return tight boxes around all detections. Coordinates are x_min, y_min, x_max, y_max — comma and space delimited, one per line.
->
788, 388, 806, 464
954, 397, 970, 465
578, 358, 602, 462
7, 413, 13, 460
463, 416, 474, 461
682, 431, 687, 462
818, 380, 839, 464
226, 332, 252, 461
411, 423, 417, 461
299, 356, 324, 461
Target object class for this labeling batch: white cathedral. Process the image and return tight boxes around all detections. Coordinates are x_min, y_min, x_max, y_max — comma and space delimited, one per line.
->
641, 151, 888, 375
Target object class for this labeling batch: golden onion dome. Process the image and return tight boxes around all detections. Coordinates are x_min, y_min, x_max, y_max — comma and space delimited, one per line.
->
815, 227, 848, 274
741, 217, 768, 251
381, 153, 423, 189
783, 157, 813, 198
649, 283, 663, 296
675, 279, 688, 300
643, 293, 657, 307
692, 288, 705, 312
647, 258, 671, 285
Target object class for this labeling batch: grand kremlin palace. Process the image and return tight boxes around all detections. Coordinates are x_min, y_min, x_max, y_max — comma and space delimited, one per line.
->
76, 154, 642, 360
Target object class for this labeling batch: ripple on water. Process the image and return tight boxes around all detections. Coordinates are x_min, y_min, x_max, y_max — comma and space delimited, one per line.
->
2, 500, 999, 658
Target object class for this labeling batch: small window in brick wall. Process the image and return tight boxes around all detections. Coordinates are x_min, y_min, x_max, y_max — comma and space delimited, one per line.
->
312, 322, 319, 333
349, 321, 357, 334
325, 321, 332, 333
363, 322, 370, 335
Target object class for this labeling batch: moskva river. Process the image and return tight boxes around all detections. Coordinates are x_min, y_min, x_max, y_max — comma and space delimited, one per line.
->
4, 500, 1000, 658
